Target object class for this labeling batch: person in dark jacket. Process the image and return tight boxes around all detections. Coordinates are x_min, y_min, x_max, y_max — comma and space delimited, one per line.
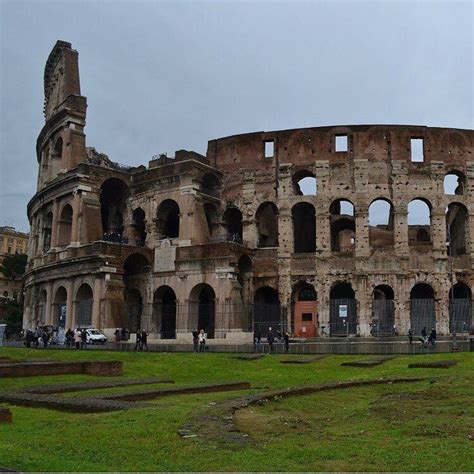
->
141, 330, 148, 351
408, 329, 413, 345
428, 327, 437, 347
284, 332, 290, 352
192, 329, 199, 353
81, 329, 87, 349
267, 327, 275, 353
134, 331, 142, 351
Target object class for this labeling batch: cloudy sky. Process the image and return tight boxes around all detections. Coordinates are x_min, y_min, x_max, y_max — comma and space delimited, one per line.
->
1, 0, 472, 232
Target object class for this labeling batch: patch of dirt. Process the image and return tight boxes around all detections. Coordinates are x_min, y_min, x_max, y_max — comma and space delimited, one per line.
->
408, 360, 457, 369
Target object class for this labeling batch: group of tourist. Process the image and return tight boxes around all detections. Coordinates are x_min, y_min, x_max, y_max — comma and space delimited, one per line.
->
253, 327, 290, 353
113, 327, 130, 342
133, 330, 149, 351
407, 326, 437, 347
64, 328, 88, 349
192, 329, 207, 352
24, 326, 53, 348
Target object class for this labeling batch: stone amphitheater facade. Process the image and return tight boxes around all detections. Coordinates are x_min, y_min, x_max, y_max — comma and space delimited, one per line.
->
23, 41, 474, 341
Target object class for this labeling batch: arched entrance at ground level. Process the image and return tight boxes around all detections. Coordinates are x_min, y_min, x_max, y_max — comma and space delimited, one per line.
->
53, 286, 67, 328
253, 286, 281, 334
189, 284, 216, 339
292, 283, 318, 337
329, 283, 356, 336
125, 289, 142, 333
76, 284, 93, 327
153, 286, 177, 339
410, 283, 436, 336
449, 283, 472, 333
371, 285, 395, 336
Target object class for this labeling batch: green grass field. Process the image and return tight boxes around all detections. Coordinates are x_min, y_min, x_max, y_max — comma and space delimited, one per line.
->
0, 347, 473, 472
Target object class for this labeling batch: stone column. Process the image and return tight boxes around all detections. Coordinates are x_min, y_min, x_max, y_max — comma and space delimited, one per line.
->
50, 199, 60, 249
45, 282, 54, 325
70, 191, 81, 246
469, 212, 474, 260
92, 277, 102, 329
431, 207, 447, 253
66, 280, 74, 329
355, 207, 369, 258
394, 205, 409, 257
316, 206, 331, 257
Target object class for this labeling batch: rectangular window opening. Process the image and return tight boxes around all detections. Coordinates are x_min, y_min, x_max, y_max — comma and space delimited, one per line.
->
335, 135, 348, 152
410, 138, 424, 162
264, 140, 274, 159
302, 313, 313, 322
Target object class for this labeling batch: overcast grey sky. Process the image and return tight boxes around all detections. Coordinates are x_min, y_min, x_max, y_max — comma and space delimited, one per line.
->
1, 0, 473, 232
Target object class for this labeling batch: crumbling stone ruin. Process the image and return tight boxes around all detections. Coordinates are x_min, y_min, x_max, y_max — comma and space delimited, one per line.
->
23, 41, 473, 341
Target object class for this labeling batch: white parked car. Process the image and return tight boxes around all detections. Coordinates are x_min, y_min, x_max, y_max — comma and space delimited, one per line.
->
84, 328, 107, 344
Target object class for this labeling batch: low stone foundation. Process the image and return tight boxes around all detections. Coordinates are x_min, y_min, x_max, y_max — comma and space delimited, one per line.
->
0, 360, 123, 378
0, 407, 12, 422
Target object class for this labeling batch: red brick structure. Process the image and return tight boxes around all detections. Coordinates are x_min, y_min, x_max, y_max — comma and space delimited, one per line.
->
23, 41, 473, 341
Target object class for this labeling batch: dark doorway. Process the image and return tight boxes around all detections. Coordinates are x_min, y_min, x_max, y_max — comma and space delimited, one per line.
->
410, 283, 435, 336
197, 285, 215, 338
449, 283, 472, 333
256, 202, 279, 247
156, 199, 180, 239
371, 285, 395, 336
329, 283, 356, 336
154, 286, 177, 339
223, 207, 243, 243
125, 289, 142, 333
76, 284, 93, 327
253, 286, 281, 333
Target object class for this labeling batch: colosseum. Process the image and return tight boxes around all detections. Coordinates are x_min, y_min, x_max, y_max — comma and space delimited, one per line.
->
23, 40, 473, 342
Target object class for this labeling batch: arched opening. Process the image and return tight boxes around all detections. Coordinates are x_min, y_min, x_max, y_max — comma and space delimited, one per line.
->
125, 288, 142, 333
156, 199, 180, 239
42, 211, 53, 252
329, 283, 356, 336
189, 284, 216, 339
52, 137, 63, 159
446, 203, 468, 256
408, 199, 432, 245
124, 253, 150, 276
444, 172, 465, 195
100, 178, 130, 239
201, 173, 220, 197
410, 283, 435, 335
292, 283, 318, 337
256, 202, 279, 248
292, 202, 316, 253
253, 286, 281, 333
57, 204, 73, 247
204, 203, 219, 238
293, 170, 317, 195
131, 208, 146, 246
371, 285, 395, 336
369, 199, 394, 247
223, 207, 243, 243
330, 199, 355, 252
53, 286, 67, 328
153, 286, 177, 339
76, 284, 93, 327
449, 283, 472, 333
37, 289, 47, 325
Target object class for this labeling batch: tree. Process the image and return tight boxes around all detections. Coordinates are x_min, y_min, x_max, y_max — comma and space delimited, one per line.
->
0, 253, 27, 280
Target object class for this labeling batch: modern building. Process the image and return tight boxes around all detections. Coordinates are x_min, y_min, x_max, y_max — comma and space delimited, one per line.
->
0, 226, 29, 301
23, 40, 473, 339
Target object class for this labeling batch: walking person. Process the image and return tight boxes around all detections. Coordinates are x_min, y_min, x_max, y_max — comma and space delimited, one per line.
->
408, 328, 413, 345
74, 328, 81, 350
134, 330, 142, 351
198, 329, 206, 352
267, 327, 274, 353
192, 329, 199, 353
81, 329, 87, 349
141, 330, 148, 351
284, 332, 290, 352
